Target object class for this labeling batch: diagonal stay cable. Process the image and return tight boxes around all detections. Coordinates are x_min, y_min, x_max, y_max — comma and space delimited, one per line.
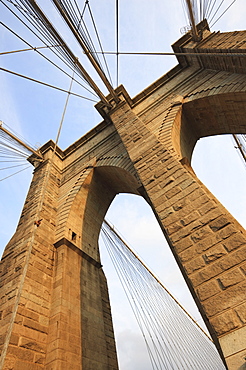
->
101, 227, 171, 368
0, 164, 30, 181
102, 224, 202, 369
0, 22, 98, 98
101, 219, 227, 369
1, 121, 40, 152
209, 0, 226, 23
206, 0, 219, 20
0, 1, 96, 94
3, 0, 111, 105
0, 67, 97, 102
0, 44, 60, 55
22, 0, 111, 104
57, 0, 107, 76
103, 220, 211, 340
0, 163, 29, 171
50, 0, 119, 103
103, 224, 186, 367
101, 227, 188, 369
210, 0, 237, 27
101, 229, 163, 370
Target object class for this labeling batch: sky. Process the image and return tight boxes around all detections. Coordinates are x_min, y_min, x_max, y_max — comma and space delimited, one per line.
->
0, 0, 246, 369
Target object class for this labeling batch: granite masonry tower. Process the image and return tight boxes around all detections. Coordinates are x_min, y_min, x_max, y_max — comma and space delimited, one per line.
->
1, 23, 246, 369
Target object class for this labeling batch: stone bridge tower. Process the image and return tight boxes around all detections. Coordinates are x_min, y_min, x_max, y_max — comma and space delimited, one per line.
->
1, 22, 246, 369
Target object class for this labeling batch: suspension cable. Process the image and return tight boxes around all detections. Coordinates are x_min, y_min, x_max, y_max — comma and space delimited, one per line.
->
101, 220, 227, 369
0, 21, 98, 97
0, 44, 60, 55
0, 165, 30, 182
0, 1, 92, 89
209, 0, 226, 23
87, 1, 113, 86
2, 0, 111, 106
85, 50, 246, 57
50, 0, 119, 103
0, 67, 97, 102
103, 220, 210, 340
210, 0, 237, 27
181, 0, 238, 32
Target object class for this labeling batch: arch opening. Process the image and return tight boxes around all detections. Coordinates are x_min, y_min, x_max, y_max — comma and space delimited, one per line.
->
192, 134, 246, 229
174, 92, 246, 164
99, 192, 209, 369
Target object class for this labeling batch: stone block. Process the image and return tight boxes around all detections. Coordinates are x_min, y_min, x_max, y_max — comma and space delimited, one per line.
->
217, 224, 238, 240
34, 353, 45, 365
2, 354, 16, 370
198, 200, 217, 216
180, 210, 200, 226
218, 246, 246, 271
19, 337, 45, 353
179, 245, 198, 263
241, 262, 246, 276
8, 345, 34, 362
165, 185, 181, 199
166, 221, 183, 234
235, 303, 246, 324
223, 232, 246, 252
225, 350, 246, 370
9, 334, 19, 346
203, 245, 227, 264
191, 226, 213, 243
185, 255, 206, 274
175, 236, 193, 253
13, 359, 44, 369
12, 323, 47, 344
211, 310, 241, 336
199, 208, 223, 226
196, 279, 221, 301
203, 281, 246, 317
209, 216, 230, 232
217, 268, 245, 290
45, 348, 67, 365
17, 307, 39, 322
219, 325, 246, 359
195, 234, 219, 253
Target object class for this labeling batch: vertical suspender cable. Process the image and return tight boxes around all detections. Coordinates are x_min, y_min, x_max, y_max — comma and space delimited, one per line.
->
86, 3, 113, 86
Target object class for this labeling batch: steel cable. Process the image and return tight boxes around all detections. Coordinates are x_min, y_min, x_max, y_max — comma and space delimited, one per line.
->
3, 0, 110, 102
101, 220, 227, 369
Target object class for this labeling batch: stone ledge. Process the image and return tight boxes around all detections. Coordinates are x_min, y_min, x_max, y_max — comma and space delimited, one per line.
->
220, 325, 246, 358
54, 238, 102, 269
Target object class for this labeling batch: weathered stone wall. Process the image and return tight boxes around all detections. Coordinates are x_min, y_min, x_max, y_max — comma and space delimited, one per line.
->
108, 94, 246, 369
101, 27, 246, 370
0, 130, 127, 368
0, 149, 61, 369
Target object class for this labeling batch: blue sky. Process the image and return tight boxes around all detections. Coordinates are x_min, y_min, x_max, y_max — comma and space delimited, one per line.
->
1, 1, 246, 368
